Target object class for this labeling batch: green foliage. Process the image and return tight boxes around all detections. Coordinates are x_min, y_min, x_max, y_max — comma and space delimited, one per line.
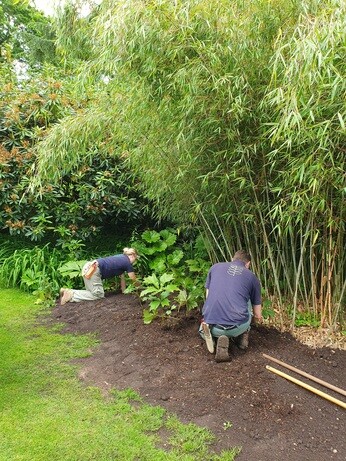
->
0, 0, 57, 65
172, 257, 210, 312
0, 70, 149, 247
141, 273, 180, 324
133, 229, 183, 275
0, 71, 73, 150
78, 0, 302, 225
174, 278, 205, 313
293, 311, 321, 328
133, 228, 209, 323
31, 279, 57, 307
58, 260, 88, 279
54, 0, 95, 64
261, 296, 275, 320
0, 242, 87, 305
27, 0, 345, 329
136, 229, 177, 253
0, 244, 63, 304
0, 237, 26, 262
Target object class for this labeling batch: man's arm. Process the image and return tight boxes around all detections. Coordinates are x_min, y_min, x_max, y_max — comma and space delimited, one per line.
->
120, 274, 126, 293
120, 272, 140, 293
252, 304, 262, 323
127, 272, 141, 290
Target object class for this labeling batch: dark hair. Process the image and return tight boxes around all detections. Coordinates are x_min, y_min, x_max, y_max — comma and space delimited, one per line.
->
232, 250, 251, 263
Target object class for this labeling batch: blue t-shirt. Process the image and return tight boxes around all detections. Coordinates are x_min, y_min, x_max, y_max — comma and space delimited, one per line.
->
202, 260, 261, 325
97, 254, 134, 279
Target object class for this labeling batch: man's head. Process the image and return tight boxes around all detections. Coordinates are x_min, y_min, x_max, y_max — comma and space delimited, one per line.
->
123, 247, 138, 263
232, 250, 251, 268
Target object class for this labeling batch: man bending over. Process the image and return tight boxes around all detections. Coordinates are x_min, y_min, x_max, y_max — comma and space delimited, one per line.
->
199, 249, 262, 362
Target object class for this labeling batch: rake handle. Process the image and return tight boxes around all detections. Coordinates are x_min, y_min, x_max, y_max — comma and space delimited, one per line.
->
266, 365, 346, 410
263, 353, 346, 397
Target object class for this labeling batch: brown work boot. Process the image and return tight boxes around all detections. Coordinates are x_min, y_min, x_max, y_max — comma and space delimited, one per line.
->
201, 322, 215, 353
237, 331, 249, 350
60, 288, 73, 306
215, 335, 231, 362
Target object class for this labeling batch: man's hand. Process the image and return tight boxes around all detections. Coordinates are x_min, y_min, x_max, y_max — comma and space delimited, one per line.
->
252, 304, 262, 324
253, 315, 263, 324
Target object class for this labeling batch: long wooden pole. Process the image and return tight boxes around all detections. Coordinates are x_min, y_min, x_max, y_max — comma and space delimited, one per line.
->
263, 353, 346, 397
266, 366, 346, 410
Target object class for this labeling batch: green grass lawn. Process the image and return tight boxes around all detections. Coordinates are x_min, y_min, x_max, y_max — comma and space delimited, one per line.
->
0, 289, 240, 461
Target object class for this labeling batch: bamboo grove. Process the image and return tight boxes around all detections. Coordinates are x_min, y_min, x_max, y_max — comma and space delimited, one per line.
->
33, 0, 345, 329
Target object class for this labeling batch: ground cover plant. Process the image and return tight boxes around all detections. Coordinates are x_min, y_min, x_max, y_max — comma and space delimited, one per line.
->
0, 288, 240, 461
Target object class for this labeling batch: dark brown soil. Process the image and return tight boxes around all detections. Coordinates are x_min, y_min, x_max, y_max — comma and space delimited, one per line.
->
52, 292, 346, 461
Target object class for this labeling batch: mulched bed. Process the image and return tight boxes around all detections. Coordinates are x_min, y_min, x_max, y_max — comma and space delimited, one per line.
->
52, 292, 346, 461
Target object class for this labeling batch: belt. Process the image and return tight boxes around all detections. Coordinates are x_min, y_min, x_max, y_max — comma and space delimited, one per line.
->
213, 324, 238, 330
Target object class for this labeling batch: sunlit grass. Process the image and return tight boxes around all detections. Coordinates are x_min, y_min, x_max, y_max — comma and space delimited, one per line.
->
0, 289, 240, 461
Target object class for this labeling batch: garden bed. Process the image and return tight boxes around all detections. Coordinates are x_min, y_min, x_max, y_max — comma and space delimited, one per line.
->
52, 292, 345, 461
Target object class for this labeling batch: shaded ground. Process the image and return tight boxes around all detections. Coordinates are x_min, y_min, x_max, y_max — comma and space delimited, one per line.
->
52, 292, 346, 461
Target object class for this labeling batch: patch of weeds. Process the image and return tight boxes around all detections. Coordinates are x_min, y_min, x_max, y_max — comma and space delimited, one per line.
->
294, 312, 320, 328
166, 414, 241, 459
223, 421, 233, 430
262, 298, 275, 320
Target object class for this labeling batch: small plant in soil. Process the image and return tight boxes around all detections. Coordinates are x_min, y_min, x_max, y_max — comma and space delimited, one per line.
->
140, 272, 180, 324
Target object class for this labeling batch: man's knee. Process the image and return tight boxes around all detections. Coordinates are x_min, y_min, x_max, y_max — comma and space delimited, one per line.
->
90, 288, 104, 299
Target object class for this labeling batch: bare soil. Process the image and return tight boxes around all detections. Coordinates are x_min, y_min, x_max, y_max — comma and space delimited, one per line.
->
52, 292, 346, 461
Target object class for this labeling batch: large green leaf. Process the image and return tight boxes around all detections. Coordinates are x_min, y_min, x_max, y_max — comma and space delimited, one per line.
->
159, 273, 174, 285
149, 299, 161, 311
142, 230, 161, 243
167, 249, 184, 267
58, 260, 87, 279
143, 309, 155, 324
149, 256, 166, 273
160, 298, 170, 307
143, 273, 159, 288
159, 230, 177, 247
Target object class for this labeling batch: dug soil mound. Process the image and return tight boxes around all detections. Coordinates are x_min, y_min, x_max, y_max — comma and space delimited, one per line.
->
52, 293, 346, 461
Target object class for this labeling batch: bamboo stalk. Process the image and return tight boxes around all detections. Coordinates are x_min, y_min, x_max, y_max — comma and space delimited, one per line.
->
327, 219, 333, 326
328, 219, 338, 327
212, 212, 232, 259
333, 277, 346, 327
199, 211, 227, 261
263, 353, 346, 397
309, 239, 317, 319
332, 217, 344, 326
244, 161, 284, 328
320, 239, 326, 327
266, 365, 346, 409
292, 216, 311, 329
266, 188, 293, 296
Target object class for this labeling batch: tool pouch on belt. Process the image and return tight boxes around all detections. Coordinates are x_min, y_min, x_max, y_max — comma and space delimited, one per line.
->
83, 260, 98, 279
